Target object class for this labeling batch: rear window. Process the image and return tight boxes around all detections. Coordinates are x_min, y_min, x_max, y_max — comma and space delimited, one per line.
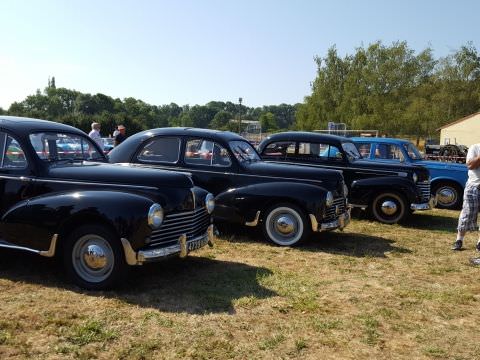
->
137, 137, 181, 163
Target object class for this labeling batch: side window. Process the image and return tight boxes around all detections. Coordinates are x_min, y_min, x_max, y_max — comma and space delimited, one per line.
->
137, 137, 180, 163
356, 143, 371, 158
262, 141, 295, 158
2, 135, 27, 169
298, 142, 342, 161
374, 144, 404, 161
185, 139, 231, 167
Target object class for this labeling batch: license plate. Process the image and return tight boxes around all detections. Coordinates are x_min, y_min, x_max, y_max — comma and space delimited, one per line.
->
187, 235, 208, 251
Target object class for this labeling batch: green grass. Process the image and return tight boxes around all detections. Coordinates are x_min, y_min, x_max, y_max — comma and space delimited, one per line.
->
0, 209, 479, 359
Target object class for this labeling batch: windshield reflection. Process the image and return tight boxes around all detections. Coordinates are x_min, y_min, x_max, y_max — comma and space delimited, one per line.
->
229, 141, 261, 163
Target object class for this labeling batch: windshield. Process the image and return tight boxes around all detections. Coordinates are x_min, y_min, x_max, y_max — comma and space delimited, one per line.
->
29, 132, 106, 162
341, 142, 362, 161
403, 142, 423, 160
229, 141, 261, 163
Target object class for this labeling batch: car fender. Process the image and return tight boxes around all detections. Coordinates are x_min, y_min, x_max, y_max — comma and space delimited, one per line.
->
1, 190, 155, 252
214, 182, 329, 225
350, 176, 418, 206
430, 175, 467, 189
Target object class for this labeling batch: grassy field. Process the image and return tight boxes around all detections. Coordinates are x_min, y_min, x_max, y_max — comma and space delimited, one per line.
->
0, 209, 479, 359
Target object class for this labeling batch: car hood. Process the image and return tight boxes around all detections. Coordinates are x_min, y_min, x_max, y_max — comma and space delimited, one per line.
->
46, 162, 194, 189
412, 159, 467, 171
244, 161, 343, 185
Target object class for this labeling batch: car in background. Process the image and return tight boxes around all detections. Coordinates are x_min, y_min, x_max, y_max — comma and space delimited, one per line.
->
102, 137, 115, 153
108, 128, 350, 247
351, 137, 468, 209
258, 132, 433, 224
0, 116, 214, 290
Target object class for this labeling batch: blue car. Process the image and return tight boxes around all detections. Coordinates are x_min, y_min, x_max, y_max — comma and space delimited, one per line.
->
351, 137, 468, 209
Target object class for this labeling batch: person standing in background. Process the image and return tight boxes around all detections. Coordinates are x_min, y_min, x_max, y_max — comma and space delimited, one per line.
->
88, 122, 103, 149
114, 125, 127, 146
452, 143, 480, 257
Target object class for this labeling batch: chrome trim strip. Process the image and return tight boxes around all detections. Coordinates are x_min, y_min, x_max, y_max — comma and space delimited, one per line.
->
245, 211, 261, 227
349, 203, 367, 210
0, 234, 57, 257
263, 160, 400, 175
119, 163, 324, 184
410, 197, 435, 211
34, 178, 158, 190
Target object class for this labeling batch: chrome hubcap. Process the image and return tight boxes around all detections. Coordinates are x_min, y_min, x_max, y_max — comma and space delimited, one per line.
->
72, 235, 114, 283
381, 201, 397, 215
275, 216, 295, 235
437, 188, 456, 205
83, 244, 107, 270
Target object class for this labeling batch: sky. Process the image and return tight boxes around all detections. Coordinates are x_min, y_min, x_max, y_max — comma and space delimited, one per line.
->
0, 0, 478, 109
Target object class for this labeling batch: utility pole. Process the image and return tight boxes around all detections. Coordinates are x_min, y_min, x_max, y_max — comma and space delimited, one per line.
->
238, 97, 243, 133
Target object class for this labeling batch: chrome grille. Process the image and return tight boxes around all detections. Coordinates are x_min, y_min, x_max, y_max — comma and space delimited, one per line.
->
148, 207, 210, 248
324, 197, 346, 222
416, 181, 431, 202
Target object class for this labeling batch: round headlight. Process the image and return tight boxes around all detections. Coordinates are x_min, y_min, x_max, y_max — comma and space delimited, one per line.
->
148, 203, 164, 229
412, 172, 418, 183
343, 183, 349, 197
205, 193, 215, 214
325, 191, 334, 207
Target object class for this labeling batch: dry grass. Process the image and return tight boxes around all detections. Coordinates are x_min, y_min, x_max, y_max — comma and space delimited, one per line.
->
0, 209, 479, 359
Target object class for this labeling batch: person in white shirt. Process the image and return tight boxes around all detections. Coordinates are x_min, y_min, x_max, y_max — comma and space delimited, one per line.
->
452, 143, 480, 251
88, 122, 103, 149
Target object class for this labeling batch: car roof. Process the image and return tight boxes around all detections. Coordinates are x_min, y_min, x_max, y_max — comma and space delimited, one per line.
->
132, 127, 246, 142
264, 131, 350, 143
350, 137, 410, 144
0, 116, 86, 136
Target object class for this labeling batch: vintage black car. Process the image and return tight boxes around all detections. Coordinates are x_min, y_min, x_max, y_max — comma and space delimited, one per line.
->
258, 132, 434, 224
108, 128, 350, 246
0, 116, 215, 290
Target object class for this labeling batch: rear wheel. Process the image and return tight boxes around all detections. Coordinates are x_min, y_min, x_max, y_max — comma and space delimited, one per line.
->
262, 204, 310, 246
370, 192, 408, 224
63, 225, 128, 290
433, 182, 462, 209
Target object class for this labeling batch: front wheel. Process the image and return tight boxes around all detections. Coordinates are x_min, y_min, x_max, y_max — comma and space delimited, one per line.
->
370, 192, 408, 224
63, 225, 128, 290
262, 204, 310, 246
433, 183, 462, 209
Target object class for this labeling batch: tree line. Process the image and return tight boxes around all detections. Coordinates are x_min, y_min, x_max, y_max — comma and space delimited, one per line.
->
1, 78, 298, 136
296, 41, 480, 140
1, 41, 479, 139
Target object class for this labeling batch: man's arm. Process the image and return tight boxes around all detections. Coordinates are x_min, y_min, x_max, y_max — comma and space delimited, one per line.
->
467, 155, 480, 170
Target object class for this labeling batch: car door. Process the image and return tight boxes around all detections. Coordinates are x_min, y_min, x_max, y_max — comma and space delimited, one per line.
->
0, 132, 38, 245
182, 138, 236, 195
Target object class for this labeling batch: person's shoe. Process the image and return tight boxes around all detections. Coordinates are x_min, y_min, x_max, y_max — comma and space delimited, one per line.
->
451, 240, 463, 251
476, 242, 480, 252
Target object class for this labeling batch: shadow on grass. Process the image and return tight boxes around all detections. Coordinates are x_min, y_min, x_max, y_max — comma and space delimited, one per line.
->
303, 232, 412, 258
401, 212, 458, 232
0, 250, 276, 314
219, 226, 410, 258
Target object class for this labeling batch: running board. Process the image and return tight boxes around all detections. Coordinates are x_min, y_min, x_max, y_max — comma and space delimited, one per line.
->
0, 234, 57, 257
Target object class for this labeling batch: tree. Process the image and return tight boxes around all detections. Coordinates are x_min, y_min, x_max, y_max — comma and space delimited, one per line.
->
259, 112, 278, 132
209, 111, 232, 130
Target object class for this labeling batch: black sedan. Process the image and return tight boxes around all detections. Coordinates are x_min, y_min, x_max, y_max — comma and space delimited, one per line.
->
0, 116, 214, 289
108, 128, 350, 246
258, 132, 434, 224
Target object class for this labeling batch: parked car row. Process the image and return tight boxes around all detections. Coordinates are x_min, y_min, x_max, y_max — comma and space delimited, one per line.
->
0, 116, 466, 290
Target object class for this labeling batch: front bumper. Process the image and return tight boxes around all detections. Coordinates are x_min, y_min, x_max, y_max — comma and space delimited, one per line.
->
310, 207, 351, 232
410, 196, 437, 211
121, 225, 214, 265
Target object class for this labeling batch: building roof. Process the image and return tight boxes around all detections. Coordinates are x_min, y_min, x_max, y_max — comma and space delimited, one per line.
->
436, 111, 480, 131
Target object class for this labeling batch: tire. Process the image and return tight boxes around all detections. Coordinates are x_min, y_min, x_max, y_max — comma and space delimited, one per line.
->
370, 192, 408, 224
63, 225, 128, 290
433, 182, 463, 210
262, 203, 310, 246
